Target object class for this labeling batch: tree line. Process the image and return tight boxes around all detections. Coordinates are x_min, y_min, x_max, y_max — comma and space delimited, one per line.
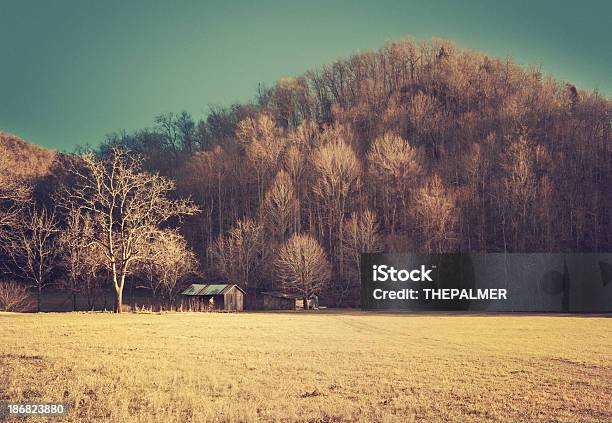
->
0, 37, 610, 310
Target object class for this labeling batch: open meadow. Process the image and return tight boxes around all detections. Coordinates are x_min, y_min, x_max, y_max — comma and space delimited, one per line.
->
0, 311, 610, 422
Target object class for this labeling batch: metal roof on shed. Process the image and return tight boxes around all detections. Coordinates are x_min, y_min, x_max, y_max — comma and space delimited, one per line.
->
181, 284, 245, 296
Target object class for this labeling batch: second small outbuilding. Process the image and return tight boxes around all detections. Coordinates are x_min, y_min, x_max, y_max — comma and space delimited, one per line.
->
244, 291, 318, 310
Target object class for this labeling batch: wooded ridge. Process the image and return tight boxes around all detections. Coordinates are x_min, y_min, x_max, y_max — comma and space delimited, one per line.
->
1, 37, 610, 309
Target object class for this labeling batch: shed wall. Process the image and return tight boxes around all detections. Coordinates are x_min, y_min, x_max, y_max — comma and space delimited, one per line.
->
224, 289, 244, 311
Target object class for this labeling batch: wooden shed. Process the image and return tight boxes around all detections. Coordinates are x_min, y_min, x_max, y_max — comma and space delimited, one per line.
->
245, 291, 296, 310
181, 284, 245, 311
245, 291, 319, 310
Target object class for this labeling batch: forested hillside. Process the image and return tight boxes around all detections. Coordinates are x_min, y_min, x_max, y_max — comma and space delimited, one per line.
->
2, 38, 611, 307
0, 132, 55, 179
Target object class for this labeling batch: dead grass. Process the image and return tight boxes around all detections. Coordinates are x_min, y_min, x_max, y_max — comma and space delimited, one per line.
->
0, 311, 610, 422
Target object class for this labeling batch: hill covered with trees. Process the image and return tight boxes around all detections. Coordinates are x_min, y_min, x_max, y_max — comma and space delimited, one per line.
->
1, 38, 610, 308
0, 132, 55, 179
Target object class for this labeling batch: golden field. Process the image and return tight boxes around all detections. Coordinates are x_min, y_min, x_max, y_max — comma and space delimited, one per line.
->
0, 311, 610, 422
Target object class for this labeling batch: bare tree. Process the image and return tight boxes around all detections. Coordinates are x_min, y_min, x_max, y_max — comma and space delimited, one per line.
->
342, 209, 383, 304
409, 92, 439, 137
175, 110, 197, 154
270, 76, 315, 128
58, 207, 105, 311
140, 229, 198, 306
274, 234, 331, 309
208, 218, 263, 291
0, 280, 33, 312
154, 112, 183, 159
344, 210, 383, 258
6, 207, 60, 311
282, 120, 321, 233
261, 170, 299, 242
81, 267, 105, 311
0, 155, 31, 249
0, 185, 30, 235
312, 137, 361, 279
502, 135, 537, 251
60, 147, 199, 313
367, 133, 422, 233
414, 175, 458, 253
238, 114, 286, 205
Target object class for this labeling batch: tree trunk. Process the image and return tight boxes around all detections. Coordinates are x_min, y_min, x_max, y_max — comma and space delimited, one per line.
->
131, 281, 136, 310
70, 276, 78, 311
115, 287, 123, 313
303, 296, 309, 310
37, 286, 41, 312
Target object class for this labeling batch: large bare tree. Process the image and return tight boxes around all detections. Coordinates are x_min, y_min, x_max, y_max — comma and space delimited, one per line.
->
60, 147, 198, 312
274, 233, 331, 309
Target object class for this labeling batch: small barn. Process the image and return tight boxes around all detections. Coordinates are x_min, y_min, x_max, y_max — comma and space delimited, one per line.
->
245, 291, 319, 310
181, 284, 245, 311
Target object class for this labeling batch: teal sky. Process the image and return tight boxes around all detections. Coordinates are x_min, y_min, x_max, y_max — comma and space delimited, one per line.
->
1, 0, 610, 151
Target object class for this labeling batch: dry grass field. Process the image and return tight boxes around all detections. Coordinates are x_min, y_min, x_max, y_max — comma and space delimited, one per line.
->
0, 312, 610, 422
